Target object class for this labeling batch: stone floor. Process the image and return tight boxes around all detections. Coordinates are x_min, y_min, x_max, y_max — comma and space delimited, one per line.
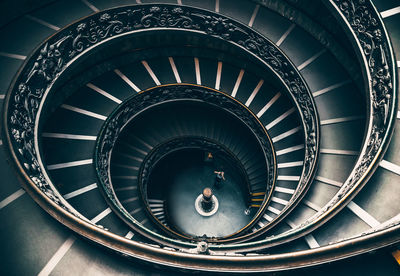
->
148, 149, 254, 238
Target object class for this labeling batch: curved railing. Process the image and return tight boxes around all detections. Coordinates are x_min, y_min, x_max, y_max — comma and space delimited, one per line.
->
210, 0, 398, 252
95, 84, 275, 247
3, 2, 318, 245
2, 0, 397, 271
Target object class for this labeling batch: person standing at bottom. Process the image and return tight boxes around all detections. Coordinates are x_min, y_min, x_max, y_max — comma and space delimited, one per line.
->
213, 170, 225, 189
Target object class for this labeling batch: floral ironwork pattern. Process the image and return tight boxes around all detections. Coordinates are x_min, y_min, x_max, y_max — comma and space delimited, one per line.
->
94, 85, 277, 246
270, 0, 397, 238
310, 0, 397, 218
5, 4, 319, 218
1, 0, 396, 266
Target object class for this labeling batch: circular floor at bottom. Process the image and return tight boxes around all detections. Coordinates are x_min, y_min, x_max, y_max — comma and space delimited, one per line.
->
148, 149, 254, 238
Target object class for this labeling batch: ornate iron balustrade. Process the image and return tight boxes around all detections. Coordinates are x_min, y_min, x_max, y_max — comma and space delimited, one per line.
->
95, 84, 276, 247
3, 1, 396, 271
214, 0, 398, 253
3, 3, 318, 249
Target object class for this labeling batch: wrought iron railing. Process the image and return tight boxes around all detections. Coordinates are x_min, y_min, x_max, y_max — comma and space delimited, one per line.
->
2, 0, 397, 272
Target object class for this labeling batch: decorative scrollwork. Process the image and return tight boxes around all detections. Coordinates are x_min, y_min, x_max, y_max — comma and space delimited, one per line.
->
5, 4, 318, 249
319, 0, 396, 211
284, 0, 397, 234
335, 0, 393, 126
95, 85, 276, 245
0, 0, 397, 270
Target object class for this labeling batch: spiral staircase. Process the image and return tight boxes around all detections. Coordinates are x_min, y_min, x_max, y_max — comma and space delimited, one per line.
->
1, 0, 400, 275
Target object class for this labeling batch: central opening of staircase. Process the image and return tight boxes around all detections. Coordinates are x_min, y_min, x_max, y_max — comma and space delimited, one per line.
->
95, 84, 276, 242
